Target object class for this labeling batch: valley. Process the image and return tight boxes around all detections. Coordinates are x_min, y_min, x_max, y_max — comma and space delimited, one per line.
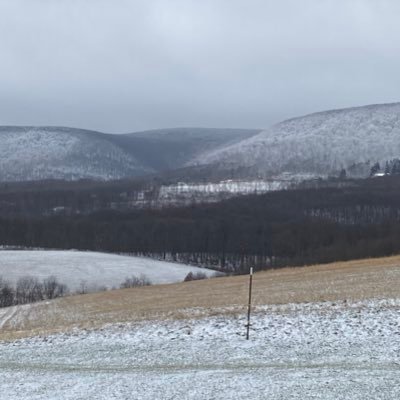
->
3, 2, 400, 398
1, 103, 400, 400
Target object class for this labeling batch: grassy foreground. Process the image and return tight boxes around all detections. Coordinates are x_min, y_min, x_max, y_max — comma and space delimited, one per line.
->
1, 255, 400, 340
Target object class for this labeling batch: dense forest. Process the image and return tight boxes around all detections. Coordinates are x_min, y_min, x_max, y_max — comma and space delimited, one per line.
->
1, 176, 400, 273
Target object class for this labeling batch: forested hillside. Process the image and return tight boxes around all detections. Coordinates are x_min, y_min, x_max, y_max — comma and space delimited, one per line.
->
2, 176, 400, 272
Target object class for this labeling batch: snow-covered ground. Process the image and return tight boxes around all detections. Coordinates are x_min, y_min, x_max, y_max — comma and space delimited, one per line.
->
159, 179, 292, 197
0, 250, 216, 291
0, 299, 399, 399
133, 178, 305, 208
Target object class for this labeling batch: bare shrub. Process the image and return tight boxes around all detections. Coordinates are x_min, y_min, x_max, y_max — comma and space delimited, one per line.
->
183, 271, 208, 282
120, 274, 151, 289
43, 276, 68, 299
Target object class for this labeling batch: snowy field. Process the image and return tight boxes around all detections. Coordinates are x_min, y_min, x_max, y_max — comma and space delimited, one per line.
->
0, 299, 399, 399
0, 250, 216, 291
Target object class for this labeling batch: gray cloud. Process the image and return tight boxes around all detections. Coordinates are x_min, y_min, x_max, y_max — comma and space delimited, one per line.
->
0, 0, 400, 132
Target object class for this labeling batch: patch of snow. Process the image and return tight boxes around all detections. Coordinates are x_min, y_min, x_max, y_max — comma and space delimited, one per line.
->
159, 179, 292, 197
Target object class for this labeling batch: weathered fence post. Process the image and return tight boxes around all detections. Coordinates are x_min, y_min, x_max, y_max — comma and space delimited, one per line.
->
246, 267, 253, 340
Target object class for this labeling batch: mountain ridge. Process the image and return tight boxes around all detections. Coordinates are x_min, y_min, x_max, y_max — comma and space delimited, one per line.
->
2, 102, 400, 182
0, 126, 260, 181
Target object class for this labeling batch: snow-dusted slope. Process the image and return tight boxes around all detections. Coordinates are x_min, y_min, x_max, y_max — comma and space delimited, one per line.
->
0, 126, 259, 182
0, 250, 216, 290
194, 103, 400, 177
0, 300, 399, 399
0, 127, 151, 181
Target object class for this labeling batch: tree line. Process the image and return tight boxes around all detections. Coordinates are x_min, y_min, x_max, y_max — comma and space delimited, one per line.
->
0, 276, 68, 307
0, 274, 159, 308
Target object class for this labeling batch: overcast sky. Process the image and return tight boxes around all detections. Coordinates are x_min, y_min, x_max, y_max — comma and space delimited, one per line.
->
0, 0, 400, 133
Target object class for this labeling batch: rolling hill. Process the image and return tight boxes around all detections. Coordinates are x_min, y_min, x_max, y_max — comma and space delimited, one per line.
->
0, 250, 216, 291
0, 126, 150, 181
1, 254, 399, 338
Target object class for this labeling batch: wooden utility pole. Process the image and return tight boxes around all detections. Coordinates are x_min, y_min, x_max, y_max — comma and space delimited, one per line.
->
246, 267, 253, 340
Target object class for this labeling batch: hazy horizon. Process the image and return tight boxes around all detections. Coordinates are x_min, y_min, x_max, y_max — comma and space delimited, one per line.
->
1, 99, 400, 134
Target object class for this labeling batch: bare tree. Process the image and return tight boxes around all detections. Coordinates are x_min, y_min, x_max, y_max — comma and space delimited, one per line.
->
0, 275, 70, 308
0, 277, 14, 307
15, 276, 44, 304
77, 280, 88, 295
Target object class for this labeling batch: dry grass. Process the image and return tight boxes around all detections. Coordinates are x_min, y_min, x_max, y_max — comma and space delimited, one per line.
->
1, 255, 400, 340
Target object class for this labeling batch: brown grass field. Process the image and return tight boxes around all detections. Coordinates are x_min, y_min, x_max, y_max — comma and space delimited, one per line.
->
1, 255, 400, 340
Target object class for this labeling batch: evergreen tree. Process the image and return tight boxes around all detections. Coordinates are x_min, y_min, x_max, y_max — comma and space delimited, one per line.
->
370, 162, 381, 176
385, 161, 391, 175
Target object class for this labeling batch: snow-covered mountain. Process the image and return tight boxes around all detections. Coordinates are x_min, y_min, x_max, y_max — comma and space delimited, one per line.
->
192, 103, 400, 178
0, 126, 151, 181
0, 126, 259, 181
